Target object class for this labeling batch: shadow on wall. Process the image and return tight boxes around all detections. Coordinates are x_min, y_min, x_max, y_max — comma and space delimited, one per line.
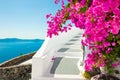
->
50, 57, 62, 74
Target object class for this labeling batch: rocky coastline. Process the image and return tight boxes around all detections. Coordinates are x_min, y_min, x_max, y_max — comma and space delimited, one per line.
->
0, 52, 35, 80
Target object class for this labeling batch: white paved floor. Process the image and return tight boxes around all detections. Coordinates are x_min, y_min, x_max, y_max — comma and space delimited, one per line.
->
56, 33, 83, 77
32, 31, 85, 80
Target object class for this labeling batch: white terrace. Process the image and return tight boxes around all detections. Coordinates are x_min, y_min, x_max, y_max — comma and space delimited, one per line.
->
32, 27, 86, 80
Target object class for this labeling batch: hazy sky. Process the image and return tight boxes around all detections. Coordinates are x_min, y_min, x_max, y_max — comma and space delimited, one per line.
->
0, 0, 66, 39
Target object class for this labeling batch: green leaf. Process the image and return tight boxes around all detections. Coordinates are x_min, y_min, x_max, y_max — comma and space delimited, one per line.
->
115, 35, 119, 40
106, 33, 113, 42
86, 0, 89, 3
117, 40, 120, 45
72, 0, 78, 4
63, 12, 69, 23
107, 65, 114, 74
86, 0, 92, 7
66, 3, 70, 8
83, 71, 91, 80
91, 17, 95, 23
80, 7, 87, 13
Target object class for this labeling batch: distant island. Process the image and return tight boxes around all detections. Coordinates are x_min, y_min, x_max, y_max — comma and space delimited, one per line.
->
0, 38, 44, 42
0, 38, 44, 63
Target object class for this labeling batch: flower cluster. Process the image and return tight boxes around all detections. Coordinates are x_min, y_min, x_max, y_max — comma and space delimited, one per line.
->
113, 60, 120, 68
47, 0, 120, 73
46, 0, 72, 38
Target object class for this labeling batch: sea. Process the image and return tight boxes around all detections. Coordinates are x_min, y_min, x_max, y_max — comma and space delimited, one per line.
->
0, 39, 44, 63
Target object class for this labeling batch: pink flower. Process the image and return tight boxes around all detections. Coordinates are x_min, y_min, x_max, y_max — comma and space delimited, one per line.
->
112, 61, 120, 68
54, 0, 60, 4
106, 48, 113, 54
111, 25, 119, 35
47, 0, 120, 72
112, 63, 118, 68
111, 42, 116, 46
51, 56, 56, 62
46, 14, 52, 19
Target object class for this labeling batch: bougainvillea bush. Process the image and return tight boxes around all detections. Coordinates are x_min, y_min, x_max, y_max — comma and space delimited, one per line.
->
46, 0, 120, 76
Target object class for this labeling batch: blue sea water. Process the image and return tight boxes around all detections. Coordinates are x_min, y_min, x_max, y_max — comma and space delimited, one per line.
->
0, 40, 44, 63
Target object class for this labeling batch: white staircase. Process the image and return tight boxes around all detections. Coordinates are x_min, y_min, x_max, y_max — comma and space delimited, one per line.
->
32, 27, 85, 80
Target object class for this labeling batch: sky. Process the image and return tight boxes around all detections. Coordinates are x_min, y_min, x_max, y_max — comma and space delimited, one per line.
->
0, 0, 67, 39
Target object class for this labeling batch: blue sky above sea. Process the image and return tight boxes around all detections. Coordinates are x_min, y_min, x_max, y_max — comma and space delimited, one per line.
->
0, 0, 68, 39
